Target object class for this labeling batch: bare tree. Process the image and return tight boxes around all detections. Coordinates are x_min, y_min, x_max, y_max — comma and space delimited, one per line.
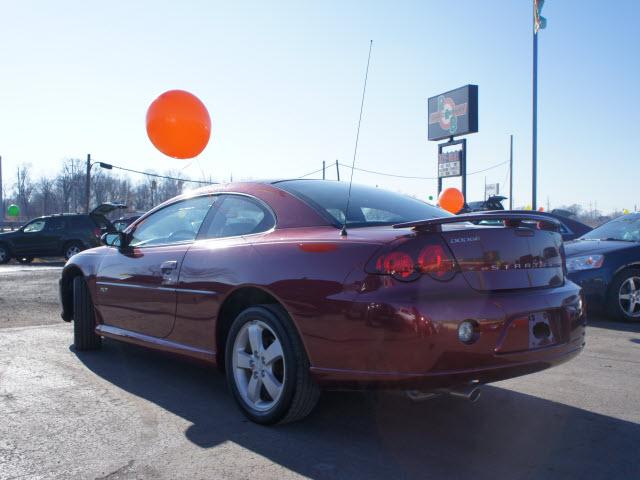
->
6, 160, 204, 222
14, 165, 34, 219
34, 176, 57, 215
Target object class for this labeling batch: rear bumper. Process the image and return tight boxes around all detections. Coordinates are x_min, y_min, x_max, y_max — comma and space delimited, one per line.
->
311, 343, 583, 389
305, 277, 586, 389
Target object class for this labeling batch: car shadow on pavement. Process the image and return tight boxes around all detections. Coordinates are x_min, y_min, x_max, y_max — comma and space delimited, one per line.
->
73, 339, 638, 480
587, 315, 640, 334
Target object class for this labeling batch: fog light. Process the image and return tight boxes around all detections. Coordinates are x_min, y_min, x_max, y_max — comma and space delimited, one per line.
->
458, 320, 477, 344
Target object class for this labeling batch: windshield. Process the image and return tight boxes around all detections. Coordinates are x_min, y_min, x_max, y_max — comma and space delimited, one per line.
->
275, 180, 450, 228
581, 214, 640, 242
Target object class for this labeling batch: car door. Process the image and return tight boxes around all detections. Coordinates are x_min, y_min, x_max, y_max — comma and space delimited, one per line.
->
41, 217, 67, 254
172, 194, 276, 351
94, 194, 218, 338
13, 218, 48, 256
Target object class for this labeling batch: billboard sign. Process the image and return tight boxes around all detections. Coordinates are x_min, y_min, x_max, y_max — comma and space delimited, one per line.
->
428, 85, 478, 141
438, 150, 462, 178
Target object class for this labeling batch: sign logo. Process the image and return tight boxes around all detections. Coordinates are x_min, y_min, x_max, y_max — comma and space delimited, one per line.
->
427, 84, 478, 141
429, 96, 468, 135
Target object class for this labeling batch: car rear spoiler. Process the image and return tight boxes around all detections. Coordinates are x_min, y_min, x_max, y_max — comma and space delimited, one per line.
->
393, 212, 562, 232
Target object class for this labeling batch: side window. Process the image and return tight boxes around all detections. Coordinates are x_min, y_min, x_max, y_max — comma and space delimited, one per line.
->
47, 217, 66, 232
23, 219, 46, 233
361, 207, 404, 223
202, 195, 275, 239
129, 195, 216, 247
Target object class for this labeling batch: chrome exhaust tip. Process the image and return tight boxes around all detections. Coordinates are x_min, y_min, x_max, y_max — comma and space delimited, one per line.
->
405, 384, 481, 403
445, 385, 481, 402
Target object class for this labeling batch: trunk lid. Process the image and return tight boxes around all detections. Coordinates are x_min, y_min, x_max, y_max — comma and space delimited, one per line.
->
90, 203, 127, 216
440, 224, 564, 291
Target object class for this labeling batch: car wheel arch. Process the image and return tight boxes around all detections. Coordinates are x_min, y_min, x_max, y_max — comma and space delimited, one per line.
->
215, 286, 306, 371
609, 263, 640, 290
62, 240, 84, 256
605, 265, 640, 316
60, 266, 87, 321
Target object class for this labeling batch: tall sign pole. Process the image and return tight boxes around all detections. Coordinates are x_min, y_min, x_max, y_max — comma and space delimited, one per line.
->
532, 0, 547, 210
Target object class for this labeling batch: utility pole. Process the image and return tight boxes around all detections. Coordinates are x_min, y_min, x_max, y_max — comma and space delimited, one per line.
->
85, 153, 91, 213
335, 160, 340, 181
322, 161, 326, 180
509, 135, 513, 210
532, 23, 538, 210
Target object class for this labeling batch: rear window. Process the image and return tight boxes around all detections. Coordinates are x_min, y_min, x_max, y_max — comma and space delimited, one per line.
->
274, 180, 450, 228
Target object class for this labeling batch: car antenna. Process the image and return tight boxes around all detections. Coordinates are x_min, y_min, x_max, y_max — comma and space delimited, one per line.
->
341, 40, 373, 237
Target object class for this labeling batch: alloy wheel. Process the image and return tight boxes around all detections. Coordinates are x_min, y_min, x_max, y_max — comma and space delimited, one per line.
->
0, 248, 7, 263
232, 319, 285, 412
618, 276, 640, 318
66, 245, 81, 258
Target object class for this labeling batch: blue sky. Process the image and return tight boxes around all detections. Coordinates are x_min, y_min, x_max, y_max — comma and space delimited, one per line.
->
0, 0, 638, 211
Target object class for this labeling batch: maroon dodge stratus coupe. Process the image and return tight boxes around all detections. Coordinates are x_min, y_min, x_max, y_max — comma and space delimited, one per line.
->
59, 180, 585, 424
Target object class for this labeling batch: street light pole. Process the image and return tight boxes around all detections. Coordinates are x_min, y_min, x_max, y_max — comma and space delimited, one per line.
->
85, 156, 114, 213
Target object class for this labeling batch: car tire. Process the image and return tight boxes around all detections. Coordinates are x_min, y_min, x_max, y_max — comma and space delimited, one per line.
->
225, 304, 320, 425
17, 256, 33, 264
0, 244, 10, 264
72, 276, 102, 350
64, 241, 84, 260
607, 268, 640, 322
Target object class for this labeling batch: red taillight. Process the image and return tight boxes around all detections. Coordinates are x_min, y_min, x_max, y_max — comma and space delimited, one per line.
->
368, 239, 456, 282
417, 244, 454, 278
377, 251, 415, 279
94, 227, 101, 238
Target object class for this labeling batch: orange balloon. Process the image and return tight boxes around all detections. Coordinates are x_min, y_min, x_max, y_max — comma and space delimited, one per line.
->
146, 90, 211, 159
439, 187, 465, 214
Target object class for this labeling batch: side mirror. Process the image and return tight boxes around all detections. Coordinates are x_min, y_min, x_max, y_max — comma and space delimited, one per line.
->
101, 232, 130, 248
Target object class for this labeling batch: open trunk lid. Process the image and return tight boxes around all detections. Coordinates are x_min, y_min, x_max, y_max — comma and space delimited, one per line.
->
395, 213, 565, 291
90, 203, 127, 216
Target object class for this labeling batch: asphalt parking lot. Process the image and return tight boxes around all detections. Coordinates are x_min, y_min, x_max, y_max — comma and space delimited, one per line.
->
0, 265, 639, 480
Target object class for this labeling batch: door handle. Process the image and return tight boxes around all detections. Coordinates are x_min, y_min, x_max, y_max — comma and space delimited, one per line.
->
160, 260, 178, 272
160, 260, 179, 286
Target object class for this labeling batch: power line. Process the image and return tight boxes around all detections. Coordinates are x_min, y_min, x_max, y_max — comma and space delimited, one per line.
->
297, 166, 326, 178
467, 161, 510, 176
335, 160, 509, 180
99, 162, 216, 184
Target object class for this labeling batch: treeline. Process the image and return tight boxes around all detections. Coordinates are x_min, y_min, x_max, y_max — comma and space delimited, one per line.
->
1, 159, 212, 221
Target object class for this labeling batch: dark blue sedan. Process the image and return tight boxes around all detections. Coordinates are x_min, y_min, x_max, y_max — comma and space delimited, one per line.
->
566, 213, 640, 321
